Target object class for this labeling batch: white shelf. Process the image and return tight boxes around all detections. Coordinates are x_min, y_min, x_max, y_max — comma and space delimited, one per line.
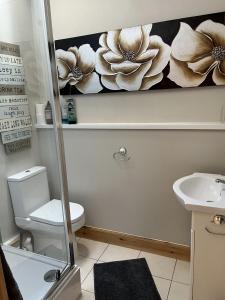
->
35, 122, 225, 130
36, 124, 54, 129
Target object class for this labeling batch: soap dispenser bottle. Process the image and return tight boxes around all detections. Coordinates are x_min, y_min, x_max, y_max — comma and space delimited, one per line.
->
45, 101, 53, 124
67, 98, 77, 124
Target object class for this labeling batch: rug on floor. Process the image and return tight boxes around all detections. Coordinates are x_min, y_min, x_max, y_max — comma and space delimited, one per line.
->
94, 258, 161, 300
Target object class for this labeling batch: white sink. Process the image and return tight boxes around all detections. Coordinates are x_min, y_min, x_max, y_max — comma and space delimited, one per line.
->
173, 173, 225, 213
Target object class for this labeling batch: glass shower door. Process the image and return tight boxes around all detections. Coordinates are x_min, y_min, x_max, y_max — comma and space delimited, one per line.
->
0, 0, 75, 299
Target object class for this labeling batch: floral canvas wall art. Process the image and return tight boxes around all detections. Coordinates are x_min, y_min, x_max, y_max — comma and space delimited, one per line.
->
55, 12, 225, 95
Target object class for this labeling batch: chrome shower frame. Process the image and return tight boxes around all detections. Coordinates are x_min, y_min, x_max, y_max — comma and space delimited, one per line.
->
40, 0, 80, 298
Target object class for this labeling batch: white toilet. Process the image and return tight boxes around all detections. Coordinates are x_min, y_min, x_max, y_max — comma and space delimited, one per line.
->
7, 166, 85, 260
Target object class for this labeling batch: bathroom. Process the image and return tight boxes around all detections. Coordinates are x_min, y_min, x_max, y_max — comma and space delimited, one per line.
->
1, 0, 225, 299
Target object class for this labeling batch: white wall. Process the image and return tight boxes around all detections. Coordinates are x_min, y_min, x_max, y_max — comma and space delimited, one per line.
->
50, 0, 225, 123
0, 0, 41, 242
45, 0, 225, 246
0, 0, 61, 242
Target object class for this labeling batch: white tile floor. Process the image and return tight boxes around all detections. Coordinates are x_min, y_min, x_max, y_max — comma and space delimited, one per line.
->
77, 238, 191, 300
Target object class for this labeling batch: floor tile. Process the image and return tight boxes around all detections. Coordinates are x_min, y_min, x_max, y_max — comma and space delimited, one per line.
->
78, 238, 108, 260
139, 252, 176, 280
96, 260, 104, 264
82, 260, 114, 293
78, 290, 95, 300
100, 244, 140, 262
153, 276, 171, 300
76, 256, 96, 282
82, 270, 94, 293
173, 260, 190, 284
168, 282, 190, 300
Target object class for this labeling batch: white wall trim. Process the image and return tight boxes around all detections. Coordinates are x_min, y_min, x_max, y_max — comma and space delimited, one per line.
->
36, 122, 225, 130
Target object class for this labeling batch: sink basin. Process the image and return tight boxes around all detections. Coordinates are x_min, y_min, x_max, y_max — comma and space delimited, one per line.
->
173, 173, 225, 213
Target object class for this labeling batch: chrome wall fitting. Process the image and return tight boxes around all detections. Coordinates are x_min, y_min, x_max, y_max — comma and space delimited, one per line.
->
113, 147, 131, 161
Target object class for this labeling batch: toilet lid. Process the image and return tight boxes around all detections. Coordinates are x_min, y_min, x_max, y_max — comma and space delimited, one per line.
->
29, 199, 84, 226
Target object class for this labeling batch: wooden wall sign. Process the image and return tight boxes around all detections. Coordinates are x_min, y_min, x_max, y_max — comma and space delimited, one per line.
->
1, 127, 32, 144
0, 41, 32, 153
0, 116, 31, 132
0, 65, 24, 76
0, 75, 25, 85
5, 138, 31, 154
0, 85, 25, 95
0, 104, 29, 119
0, 54, 23, 66
0, 41, 20, 57
0, 95, 28, 106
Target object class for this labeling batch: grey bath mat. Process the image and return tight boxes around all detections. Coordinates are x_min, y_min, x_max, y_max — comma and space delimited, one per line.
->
94, 258, 161, 300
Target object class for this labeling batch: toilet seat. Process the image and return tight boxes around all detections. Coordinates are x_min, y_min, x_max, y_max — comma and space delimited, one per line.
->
29, 199, 84, 226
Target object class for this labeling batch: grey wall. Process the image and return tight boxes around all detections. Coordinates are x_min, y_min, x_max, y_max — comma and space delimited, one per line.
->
38, 128, 225, 246
66, 129, 225, 245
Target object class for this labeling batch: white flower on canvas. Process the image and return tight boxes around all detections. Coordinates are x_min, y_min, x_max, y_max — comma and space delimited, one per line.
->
168, 20, 225, 87
56, 44, 103, 94
96, 25, 171, 91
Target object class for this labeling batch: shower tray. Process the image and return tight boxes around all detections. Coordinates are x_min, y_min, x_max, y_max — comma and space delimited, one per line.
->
2, 245, 66, 300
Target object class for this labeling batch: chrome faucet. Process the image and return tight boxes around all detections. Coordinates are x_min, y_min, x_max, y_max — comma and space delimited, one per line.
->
215, 178, 225, 184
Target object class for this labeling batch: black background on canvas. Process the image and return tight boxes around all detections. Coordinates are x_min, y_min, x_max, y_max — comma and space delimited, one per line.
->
55, 12, 225, 95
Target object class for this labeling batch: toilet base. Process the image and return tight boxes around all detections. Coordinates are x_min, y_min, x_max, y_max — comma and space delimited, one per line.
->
15, 215, 85, 261
19, 230, 34, 252
31, 231, 78, 261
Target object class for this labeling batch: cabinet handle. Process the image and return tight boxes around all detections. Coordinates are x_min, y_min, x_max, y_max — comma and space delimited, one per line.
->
205, 227, 225, 236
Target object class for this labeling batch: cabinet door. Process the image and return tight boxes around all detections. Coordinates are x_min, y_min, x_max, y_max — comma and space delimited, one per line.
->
192, 212, 225, 300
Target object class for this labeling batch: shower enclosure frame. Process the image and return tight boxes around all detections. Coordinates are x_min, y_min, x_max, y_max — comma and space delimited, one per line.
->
42, 0, 75, 265
0, 0, 80, 298
40, 0, 80, 298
